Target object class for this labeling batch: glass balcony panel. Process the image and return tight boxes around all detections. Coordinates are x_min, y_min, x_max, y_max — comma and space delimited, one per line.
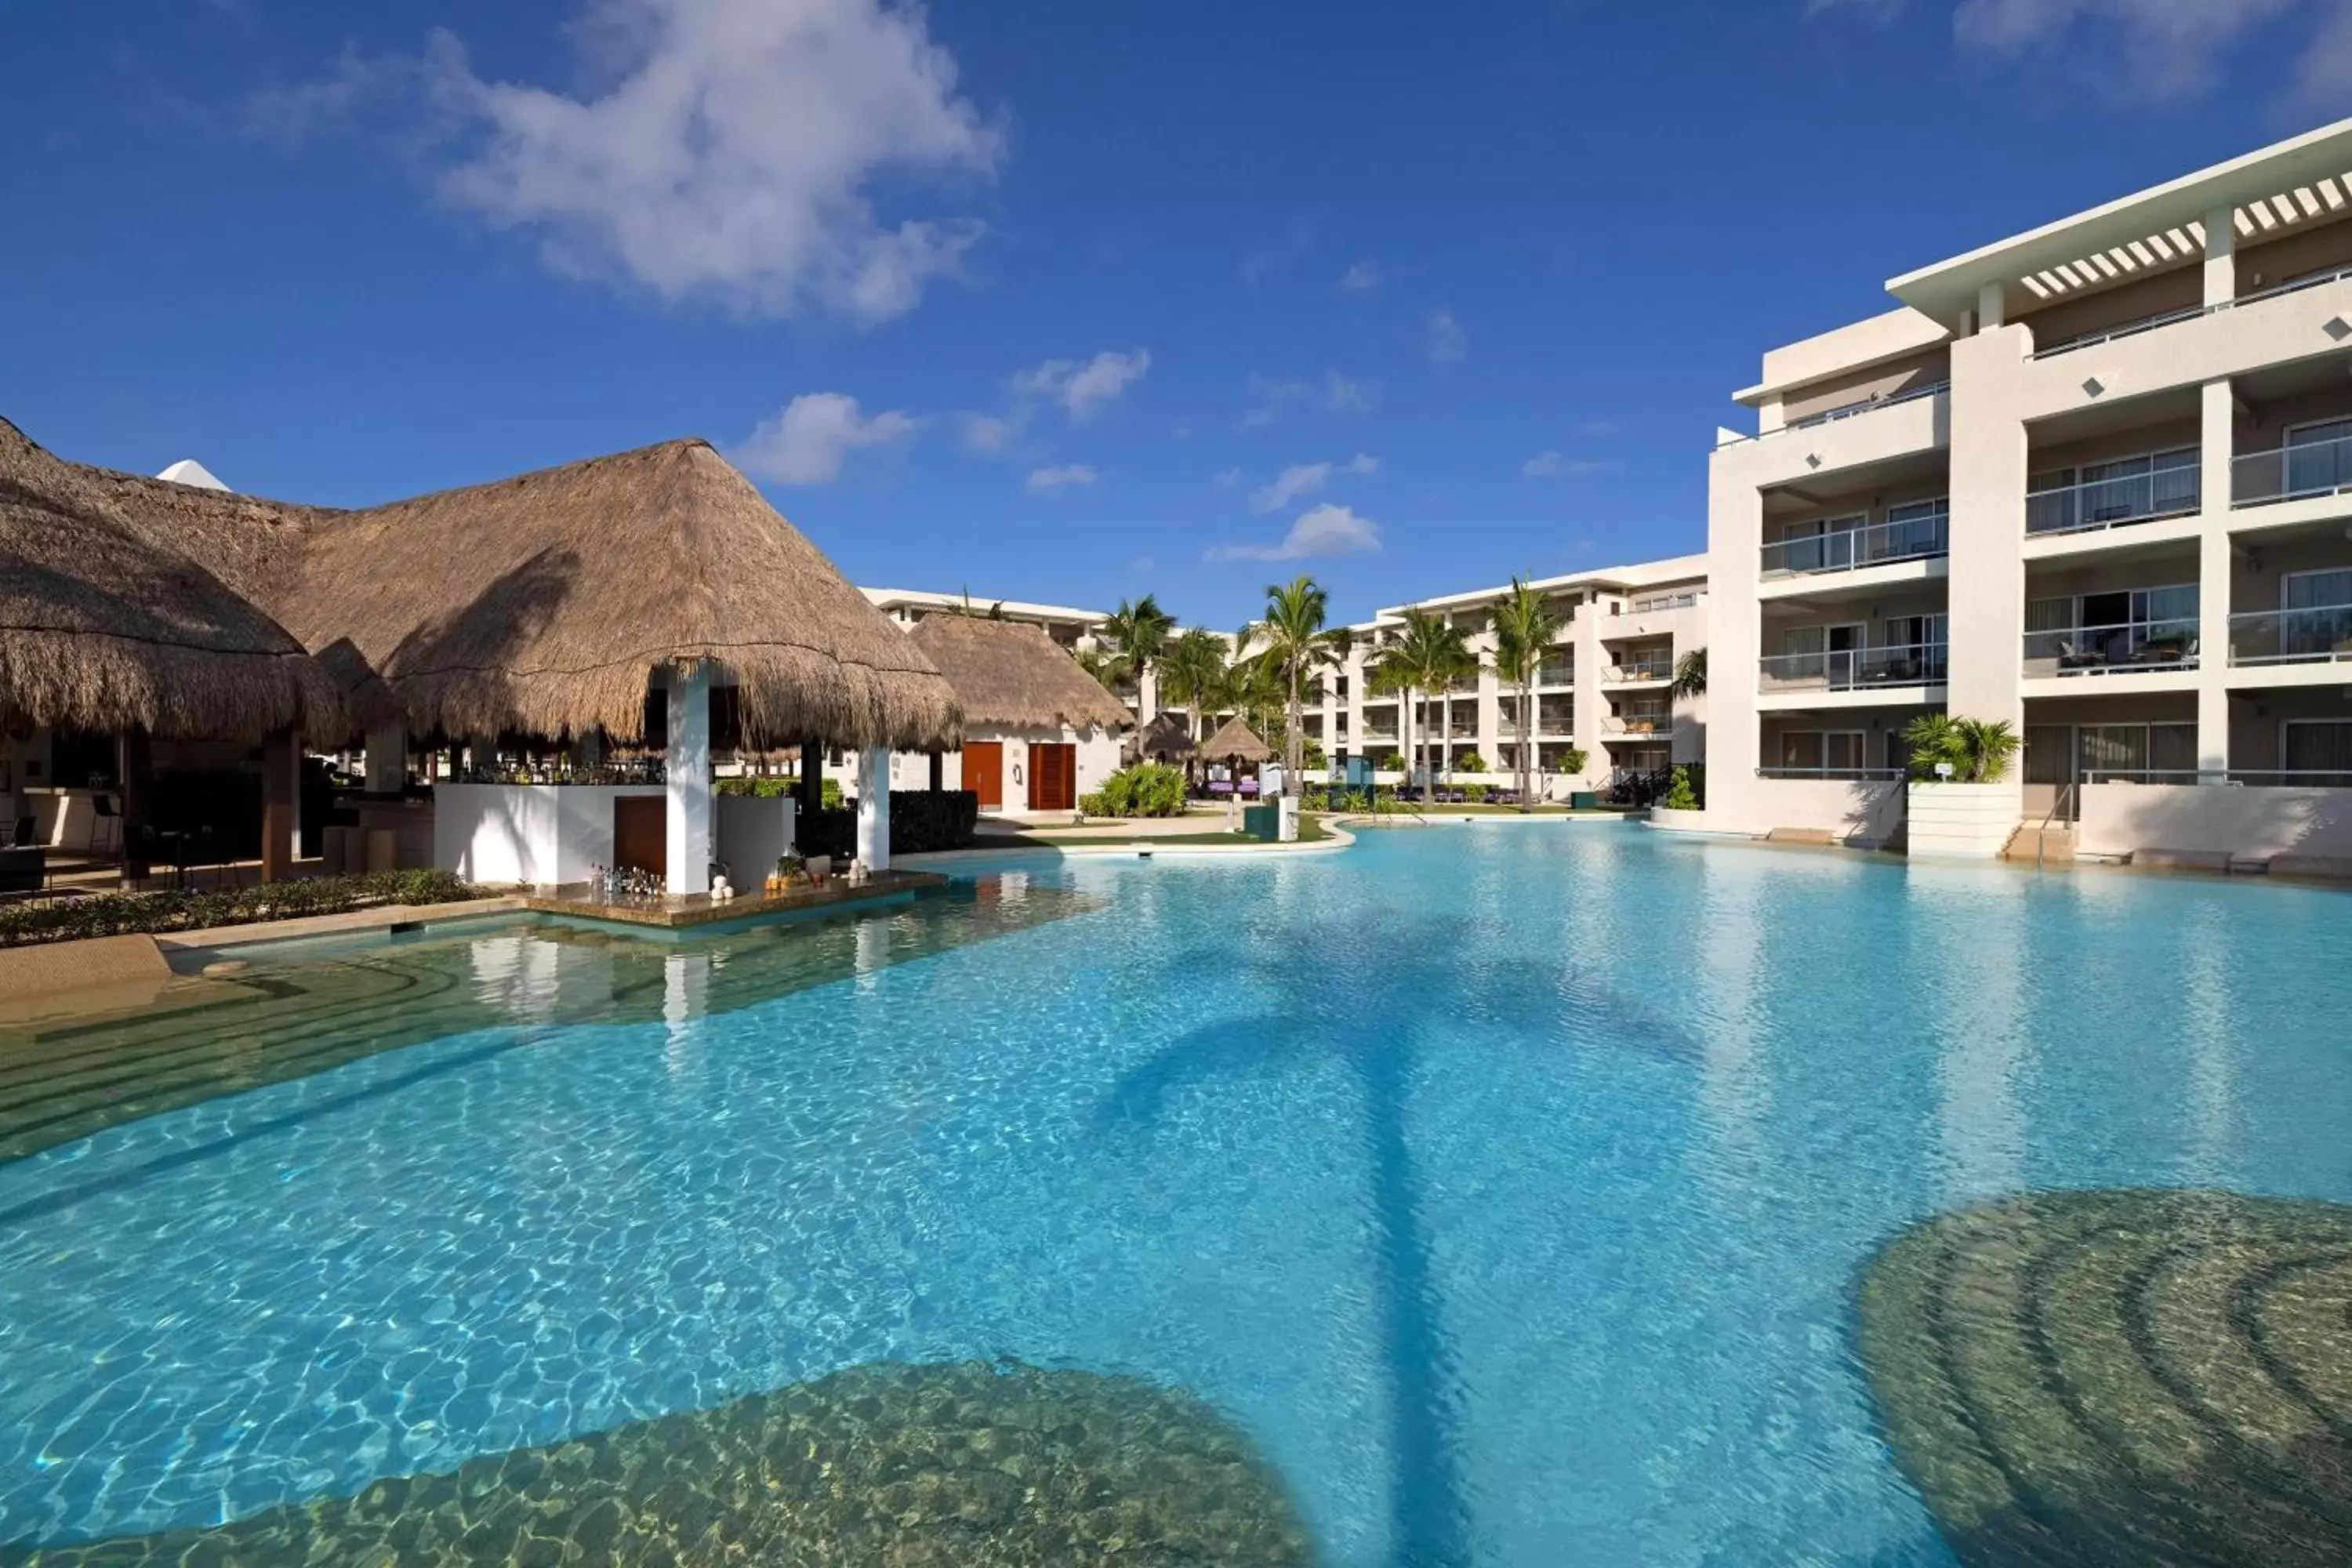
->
2226, 604, 2352, 664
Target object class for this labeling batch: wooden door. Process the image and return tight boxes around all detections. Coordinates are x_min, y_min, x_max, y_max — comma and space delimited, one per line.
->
1029, 742, 1076, 811
612, 795, 666, 878
964, 741, 1004, 808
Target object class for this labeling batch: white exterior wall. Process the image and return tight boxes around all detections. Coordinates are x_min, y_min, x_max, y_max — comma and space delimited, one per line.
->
2078, 783, 2352, 860
885, 725, 1123, 814
1907, 782, 2024, 859
432, 783, 665, 887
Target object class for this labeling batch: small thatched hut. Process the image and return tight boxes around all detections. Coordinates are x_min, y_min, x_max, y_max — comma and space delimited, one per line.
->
1200, 716, 1272, 766
0, 418, 963, 890
906, 615, 1130, 813
1131, 710, 1197, 766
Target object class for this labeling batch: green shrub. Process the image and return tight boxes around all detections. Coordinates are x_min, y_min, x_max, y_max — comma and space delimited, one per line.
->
1455, 751, 1489, 775
1554, 747, 1589, 777
0, 869, 477, 949
716, 775, 844, 809
1465, 782, 1490, 804
1077, 791, 1112, 817
1662, 767, 1699, 811
1092, 764, 1188, 818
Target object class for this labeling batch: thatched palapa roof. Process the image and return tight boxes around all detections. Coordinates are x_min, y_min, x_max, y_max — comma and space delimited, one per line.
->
0, 421, 343, 740
1133, 710, 1196, 759
1200, 716, 1272, 763
906, 615, 1131, 735
2, 420, 959, 750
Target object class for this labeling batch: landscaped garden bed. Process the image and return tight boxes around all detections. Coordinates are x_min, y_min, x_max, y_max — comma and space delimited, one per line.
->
0, 869, 479, 949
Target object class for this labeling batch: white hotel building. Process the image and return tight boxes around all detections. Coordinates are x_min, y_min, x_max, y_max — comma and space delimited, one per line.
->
1700, 117, 2352, 865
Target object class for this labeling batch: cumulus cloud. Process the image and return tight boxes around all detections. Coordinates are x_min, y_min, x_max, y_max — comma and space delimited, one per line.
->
252, 0, 1003, 321
1012, 349, 1152, 420
1240, 369, 1381, 429
1206, 503, 1383, 562
1026, 463, 1098, 495
1249, 453, 1377, 512
733, 392, 915, 484
1523, 451, 1608, 480
1425, 307, 1467, 368
960, 412, 1016, 452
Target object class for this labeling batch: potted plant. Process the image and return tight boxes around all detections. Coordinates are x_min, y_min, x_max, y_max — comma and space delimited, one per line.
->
1903, 714, 2024, 858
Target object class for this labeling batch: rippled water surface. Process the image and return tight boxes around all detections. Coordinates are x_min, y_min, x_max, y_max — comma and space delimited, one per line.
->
2, 826, 2348, 1564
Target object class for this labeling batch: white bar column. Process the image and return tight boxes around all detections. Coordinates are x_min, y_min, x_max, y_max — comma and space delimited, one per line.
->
666, 666, 712, 895
2203, 205, 2237, 307
2198, 376, 2236, 775
856, 746, 891, 871
364, 724, 407, 793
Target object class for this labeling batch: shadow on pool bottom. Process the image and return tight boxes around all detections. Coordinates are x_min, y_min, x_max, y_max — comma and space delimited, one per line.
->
1, 1361, 1314, 1567
1857, 1187, 2352, 1568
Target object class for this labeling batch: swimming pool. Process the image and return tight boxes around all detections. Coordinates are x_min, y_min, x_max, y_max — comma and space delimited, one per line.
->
2, 826, 2347, 1564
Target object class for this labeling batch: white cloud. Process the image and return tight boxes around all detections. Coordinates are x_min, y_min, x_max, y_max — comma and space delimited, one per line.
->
1248, 453, 1377, 512
258, 0, 1004, 321
1241, 369, 1381, 429
1205, 503, 1383, 562
1573, 419, 1626, 439
1212, 466, 1247, 491
960, 412, 1016, 452
1011, 348, 1152, 420
1338, 260, 1381, 296
1425, 307, 1467, 369
733, 392, 914, 484
1026, 463, 1098, 495
1955, 0, 2303, 97
1523, 450, 1608, 480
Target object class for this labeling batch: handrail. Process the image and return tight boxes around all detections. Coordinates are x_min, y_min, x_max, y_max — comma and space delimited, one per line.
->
2032, 264, 2352, 361
1753, 766, 1908, 780
2034, 779, 2074, 871
1761, 512, 1949, 578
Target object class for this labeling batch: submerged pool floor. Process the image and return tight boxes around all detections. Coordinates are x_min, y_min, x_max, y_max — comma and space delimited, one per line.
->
1, 833, 2347, 1566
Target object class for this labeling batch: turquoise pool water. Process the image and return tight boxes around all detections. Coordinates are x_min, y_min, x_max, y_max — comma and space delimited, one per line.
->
2, 826, 2348, 1563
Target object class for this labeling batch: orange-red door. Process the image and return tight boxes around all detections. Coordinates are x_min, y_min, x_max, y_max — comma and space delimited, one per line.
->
964, 741, 1003, 808
1029, 742, 1076, 811
612, 795, 666, 878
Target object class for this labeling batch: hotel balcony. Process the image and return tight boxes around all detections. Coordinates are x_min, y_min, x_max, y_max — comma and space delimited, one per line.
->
1759, 641, 1948, 695
1535, 659, 1574, 688
1601, 713, 1673, 737
2024, 445, 2199, 539
2227, 604, 2352, 666
2023, 614, 2199, 677
1602, 646, 1674, 685
1760, 507, 1947, 579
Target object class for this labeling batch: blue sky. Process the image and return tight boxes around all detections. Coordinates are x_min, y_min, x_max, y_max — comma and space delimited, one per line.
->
5, 1, 2349, 627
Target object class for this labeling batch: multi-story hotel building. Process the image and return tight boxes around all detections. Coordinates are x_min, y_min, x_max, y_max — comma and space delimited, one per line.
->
1704, 118, 2352, 862
1305, 561, 1708, 799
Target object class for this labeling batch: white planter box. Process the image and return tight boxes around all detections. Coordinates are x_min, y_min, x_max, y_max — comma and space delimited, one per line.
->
1906, 781, 2022, 859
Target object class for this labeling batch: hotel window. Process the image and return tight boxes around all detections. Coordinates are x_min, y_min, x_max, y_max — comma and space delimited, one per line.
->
1778, 730, 1868, 774
2284, 719, 2352, 784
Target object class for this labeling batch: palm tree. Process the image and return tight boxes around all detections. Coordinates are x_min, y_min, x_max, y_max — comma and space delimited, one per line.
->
1366, 644, 1414, 782
1369, 608, 1473, 795
1159, 627, 1229, 742
1099, 595, 1175, 712
1243, 576, 1349, 789
1670, 647, 1708, 699
1486, 577, 1565, 810
1902, 713, 2020, 782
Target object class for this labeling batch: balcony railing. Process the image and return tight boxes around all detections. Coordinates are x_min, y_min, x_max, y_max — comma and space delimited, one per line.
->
2031, 304, 2206, 360
1602, 714, 1673, 736
1758, 642, 1947, 694
2025, 449, 2200, 535
1628, 591, 1702, 612
2023, 617, 2200, 675
1536, 663, 1574, 687
1761, 511, 1949, 578
2231, 433, 2352, 507
1755, 766, 1907, 782
1781, 379, 1950, 434
1604, 660, 1673, 684
2079, 768, 2352, 789
2227, 603, 2352, 665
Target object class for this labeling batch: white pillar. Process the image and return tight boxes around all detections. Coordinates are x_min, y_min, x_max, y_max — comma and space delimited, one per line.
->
666, 666, 712, 895
1976, 281, 2005, 331
2198, 377, 2234, 775
856, 744, 891, 871
363, 724, 407, 793
2203, 204, 2237, 308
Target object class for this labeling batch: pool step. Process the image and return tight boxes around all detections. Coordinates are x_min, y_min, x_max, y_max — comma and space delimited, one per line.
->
2001, 822, 2075, 864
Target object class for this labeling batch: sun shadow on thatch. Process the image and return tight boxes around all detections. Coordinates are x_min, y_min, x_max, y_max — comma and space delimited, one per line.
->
1854, 1188, 2352, 1567
1095, 913, 1704, 1566
378, 546, 586, 739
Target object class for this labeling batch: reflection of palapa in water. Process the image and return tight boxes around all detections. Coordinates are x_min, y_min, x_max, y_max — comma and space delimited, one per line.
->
0, 1359, 1313, 1567
0, 884, 1097, 1166
1857, 1188, 2352, 1566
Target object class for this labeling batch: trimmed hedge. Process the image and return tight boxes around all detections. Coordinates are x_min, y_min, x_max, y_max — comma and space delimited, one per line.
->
795, 789, 978, 859
0, 869, 477, 949
716, 775, 844, 810
1077, 764, 1187, 820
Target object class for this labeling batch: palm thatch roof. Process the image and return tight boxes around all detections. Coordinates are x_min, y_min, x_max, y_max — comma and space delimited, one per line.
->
906, 615, 1131, 735
2, 419, 960, 750
1200, 716, 1272, 763
0, 421, 343, 740
1134, 710, 1196, 758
